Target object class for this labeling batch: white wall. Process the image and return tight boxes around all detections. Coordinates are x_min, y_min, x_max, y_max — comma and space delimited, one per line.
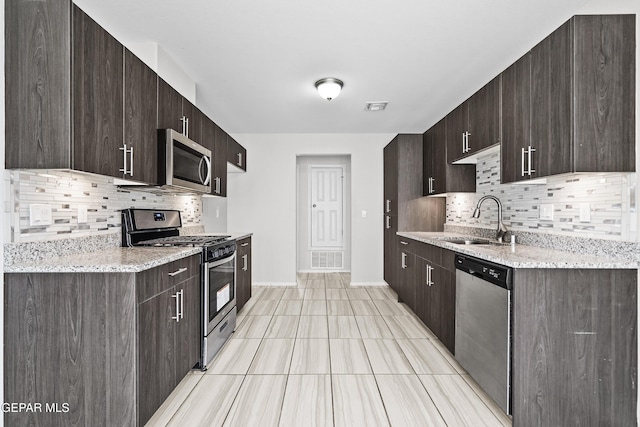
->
227, 134, 394, 285
202, 196, 228, 233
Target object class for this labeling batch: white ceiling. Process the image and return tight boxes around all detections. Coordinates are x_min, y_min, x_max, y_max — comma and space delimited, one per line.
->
75, 0, 592, 134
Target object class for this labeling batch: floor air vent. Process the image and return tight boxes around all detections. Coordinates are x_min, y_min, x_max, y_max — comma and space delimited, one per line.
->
311, 251, 344, 269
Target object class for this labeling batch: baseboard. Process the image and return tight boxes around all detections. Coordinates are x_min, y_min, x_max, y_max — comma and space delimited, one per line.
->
349, 281, 389, 287
297, 269, 351, 273
252, 282, 298, 287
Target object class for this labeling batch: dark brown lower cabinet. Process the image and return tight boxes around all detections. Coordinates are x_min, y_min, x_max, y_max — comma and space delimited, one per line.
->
138, 261, 200, 424
512, 268, 637, 426
397, 245, 416, 310
236, 237, 252, 312
383, 214, 398, 293
397, 239, 456, 353
4, 254, 201, 427
392, 238, 637, 423
411, 244, 456, 354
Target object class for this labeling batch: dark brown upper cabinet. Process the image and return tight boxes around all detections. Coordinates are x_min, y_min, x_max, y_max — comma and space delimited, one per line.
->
5, 0, 72, 169
502, 15, 635, 183
157, 77, 184, 133
423, 118, 475, 196
124, 49, 158, 184
72, 6, 124, 179
213, 123, 229, 197
227, 135, 247, 172
5, 1, 159, 184
199, 116, 229, 198
446, 76, 501, 163
182, 100, 205, 145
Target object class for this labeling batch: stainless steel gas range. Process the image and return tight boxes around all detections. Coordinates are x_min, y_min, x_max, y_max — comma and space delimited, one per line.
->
122, 208, 236, 370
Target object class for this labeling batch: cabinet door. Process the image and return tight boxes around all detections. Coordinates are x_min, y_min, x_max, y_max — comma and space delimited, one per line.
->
501, 53, 532, 184
124, 49, 158, 184
137, 287, 177, 425
228, 136, 247, 171
445, 103, 468, 163
415, 257, 431, 326
383, 137, 398, 213
467, 75, 501, 155
182, 100, 204, 145
212, 123, 228, 197
383, 214, 398, 289
425, 119, 475, 194
5, 272, 137, 427
5, 0, 72, 169
422, 129, 435, 196
430, 119, 448, 194
513, 269, 637, 426
431, 266, 455, 353
175, 277, 201, 379
72, 5, 124, 178
397, 246, 416, 307
157, 77, 184, 132
236, 237, 252, 312
572, 15, 635, 173
530, 19, 572, 178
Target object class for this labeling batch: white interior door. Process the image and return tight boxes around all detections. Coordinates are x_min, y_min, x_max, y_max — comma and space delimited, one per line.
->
310, 166, 344, 248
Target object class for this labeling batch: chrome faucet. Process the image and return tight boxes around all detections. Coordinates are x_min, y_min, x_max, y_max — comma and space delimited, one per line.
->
473, 195, 508, 243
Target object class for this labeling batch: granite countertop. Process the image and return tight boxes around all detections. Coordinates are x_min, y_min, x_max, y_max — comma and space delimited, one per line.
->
397, 231, 639, 269
4, 232, 253, 274
4, 246, 202, 273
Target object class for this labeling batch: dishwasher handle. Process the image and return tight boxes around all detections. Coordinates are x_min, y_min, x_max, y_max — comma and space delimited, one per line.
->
455, 254, 512, 290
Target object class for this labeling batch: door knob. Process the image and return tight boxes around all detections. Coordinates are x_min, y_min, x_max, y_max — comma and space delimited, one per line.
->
312, 204, 317, 208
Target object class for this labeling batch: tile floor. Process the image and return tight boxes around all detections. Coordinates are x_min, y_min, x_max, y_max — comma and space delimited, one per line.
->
146, 273, 512, 427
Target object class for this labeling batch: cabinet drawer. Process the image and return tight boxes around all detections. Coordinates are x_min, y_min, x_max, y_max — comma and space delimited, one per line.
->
397, 236, 415, 253
413, 241, 442, 266
237, 237, 251, 256
137, 254, 200, 303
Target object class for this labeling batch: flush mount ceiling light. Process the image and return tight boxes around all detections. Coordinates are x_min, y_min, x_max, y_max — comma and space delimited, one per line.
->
315, 78, 343, 101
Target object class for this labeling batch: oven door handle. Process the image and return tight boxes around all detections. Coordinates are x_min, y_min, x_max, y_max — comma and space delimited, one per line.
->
206, 252, 236, 268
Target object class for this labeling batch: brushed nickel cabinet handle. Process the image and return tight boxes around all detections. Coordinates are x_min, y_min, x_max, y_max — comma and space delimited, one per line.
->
527, 145, 536, 175
168, 267, 188, 277
171, 292, 180, 322
179, 289, 184, 320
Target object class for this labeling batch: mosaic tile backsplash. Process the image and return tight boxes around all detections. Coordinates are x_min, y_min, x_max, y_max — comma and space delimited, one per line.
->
445, 147, 637, 242
4, 169, 203, 244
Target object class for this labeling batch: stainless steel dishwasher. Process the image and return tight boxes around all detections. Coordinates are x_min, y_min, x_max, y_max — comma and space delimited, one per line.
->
455, 254, 513, 415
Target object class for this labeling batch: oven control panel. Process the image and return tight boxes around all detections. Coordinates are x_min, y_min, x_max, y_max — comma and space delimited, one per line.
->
206, 242, 236, 262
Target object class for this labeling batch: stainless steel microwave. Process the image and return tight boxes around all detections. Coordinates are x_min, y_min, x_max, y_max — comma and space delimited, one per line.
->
158, 129, 212, 194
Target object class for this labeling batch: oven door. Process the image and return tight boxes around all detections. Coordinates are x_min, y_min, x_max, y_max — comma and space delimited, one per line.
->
203, 253, 236, 335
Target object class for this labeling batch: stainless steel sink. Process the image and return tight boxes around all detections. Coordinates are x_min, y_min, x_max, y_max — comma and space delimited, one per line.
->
445, 239, 505, 246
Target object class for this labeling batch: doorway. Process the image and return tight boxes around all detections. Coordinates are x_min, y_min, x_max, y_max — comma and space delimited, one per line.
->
296, 155, 351, 273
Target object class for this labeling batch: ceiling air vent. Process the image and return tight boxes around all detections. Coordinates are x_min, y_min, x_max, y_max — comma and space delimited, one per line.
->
365, 102, 388, 111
